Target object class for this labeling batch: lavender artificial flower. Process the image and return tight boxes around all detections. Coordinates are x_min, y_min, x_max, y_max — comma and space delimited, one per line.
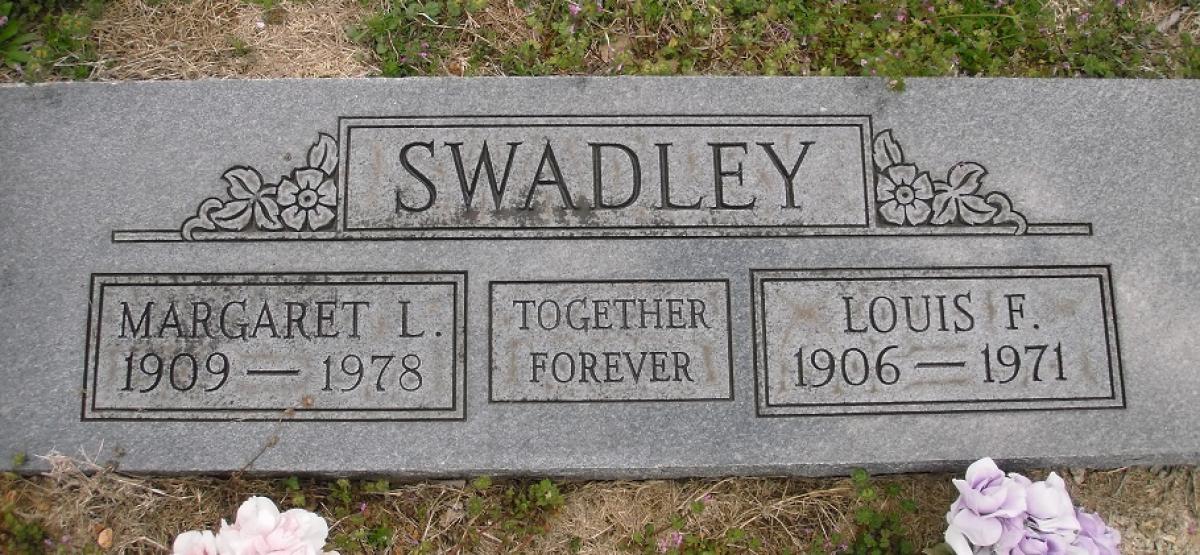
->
1008, 530, 1073, 555
1023, 473, 1081, 539
1074, 508, 1121, 555
944, 458, 1028, 554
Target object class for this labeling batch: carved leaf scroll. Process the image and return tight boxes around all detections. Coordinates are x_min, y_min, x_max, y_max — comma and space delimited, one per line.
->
872, 130, 1028, 234
181, 133, 338, 240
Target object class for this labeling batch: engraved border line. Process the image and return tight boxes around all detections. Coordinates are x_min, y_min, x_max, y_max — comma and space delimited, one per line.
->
749, 265, 1125, 417
81, 271, 469, 422
486, 278, 736, 404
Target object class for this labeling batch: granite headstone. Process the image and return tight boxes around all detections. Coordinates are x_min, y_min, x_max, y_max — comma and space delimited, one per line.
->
0, 77, 1196, 477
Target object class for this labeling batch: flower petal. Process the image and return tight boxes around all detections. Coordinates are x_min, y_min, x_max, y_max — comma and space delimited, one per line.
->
886, 164, 918, 186
951, 509, 1004, 546
876, 174, 897, 201
994, 517, 1028, 552
214, 524, 251, 555
172, 530, 218, 555
912, 173, 934, 199
879, 200, 906, 225
964, 458, 1004, 486
1026, 479, 1067, 518
316, 179, 337, 207
278, 180, 300, 207
296, 168, 326, 190
905, 199, 931, 225
281, 508, 330, 549
1027, 474, 1081, 536
308, 205, 335, 230
993, 484, 1027, 519
943, 524, 976, 555
281, 205, 307, 231
235, 497, 281, 537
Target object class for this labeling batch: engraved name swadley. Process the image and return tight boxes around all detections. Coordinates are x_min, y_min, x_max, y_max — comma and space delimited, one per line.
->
82, 273, 466, 421
114, 115, 1090, 241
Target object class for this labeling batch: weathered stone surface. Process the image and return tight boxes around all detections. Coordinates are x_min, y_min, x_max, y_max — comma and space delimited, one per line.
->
0, 77, 1197, 477
84, 273, 465, 421
489, 279, 732, 402
752, 267, 1122, 416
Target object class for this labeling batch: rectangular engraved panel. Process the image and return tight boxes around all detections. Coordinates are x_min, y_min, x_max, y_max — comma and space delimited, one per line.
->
752, 267, 1124, 416
489, 280, 733, 402
340, 115, 872, 235
84, 273, 466, 421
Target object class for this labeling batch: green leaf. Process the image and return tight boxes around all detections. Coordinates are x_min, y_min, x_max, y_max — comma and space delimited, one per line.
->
4, 49, 30, 64
0, 22, 25, 43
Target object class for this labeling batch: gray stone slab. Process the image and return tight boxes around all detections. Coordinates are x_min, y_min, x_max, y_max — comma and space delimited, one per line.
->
0, 77, 1198, 477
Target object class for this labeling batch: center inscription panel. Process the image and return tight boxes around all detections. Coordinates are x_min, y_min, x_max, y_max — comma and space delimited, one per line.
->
489, 280, 734, 402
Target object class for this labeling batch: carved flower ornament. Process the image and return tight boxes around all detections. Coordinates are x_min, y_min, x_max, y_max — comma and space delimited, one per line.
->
877, 164, 935, 225
278, 168, 337, 231
176, 127, 1032, 238
872, 130, 1028, 233
182, 134, 338, 239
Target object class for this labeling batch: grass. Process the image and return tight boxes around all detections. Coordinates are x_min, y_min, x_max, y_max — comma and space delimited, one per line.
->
0, 0, 1197, 81
0, 0, 104, 79
2, 454, 1197, 553
348, 0, 1200, 84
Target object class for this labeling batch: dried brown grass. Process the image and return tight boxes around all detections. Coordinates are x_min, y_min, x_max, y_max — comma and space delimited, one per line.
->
3, 453, 1197, 554
0, 0, 1193, 82
79, 0, 1199, 81
90, 0, 375, 79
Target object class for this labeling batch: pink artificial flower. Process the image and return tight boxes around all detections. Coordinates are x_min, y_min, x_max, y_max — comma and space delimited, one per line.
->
215, 497, 339, 555
172, 530, 218, 555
